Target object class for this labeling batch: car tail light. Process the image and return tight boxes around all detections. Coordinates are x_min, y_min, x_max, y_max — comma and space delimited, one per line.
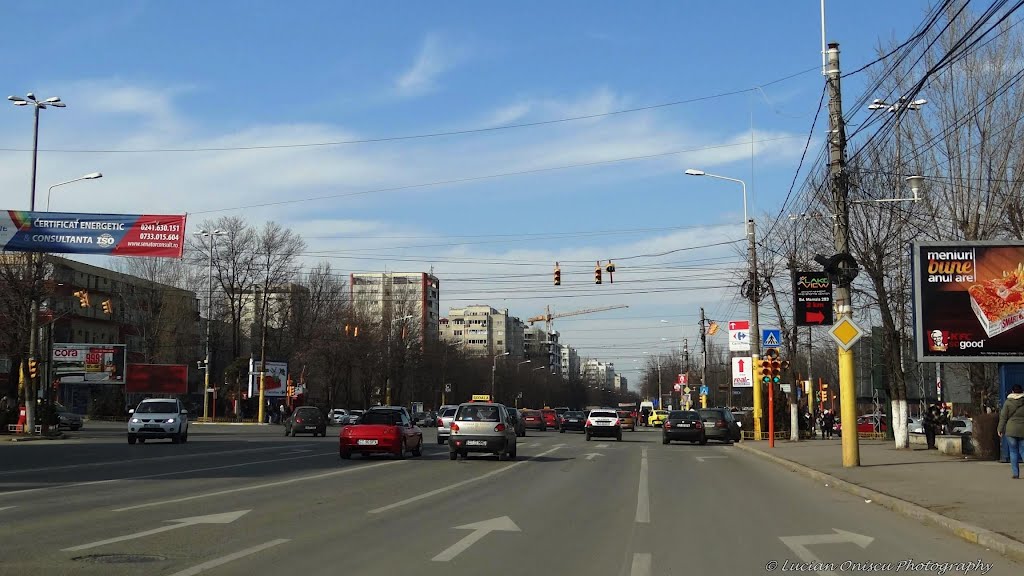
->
695, 421, 703, 429
586, 419, 593, 427
296, 418, 303, 423
664, 422, 671, 430
613, 419, 620, 427
495, 423, 506, 432
450, 422, 460, 433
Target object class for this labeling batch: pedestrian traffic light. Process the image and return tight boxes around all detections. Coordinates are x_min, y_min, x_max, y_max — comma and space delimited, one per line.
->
594, 261, 602, 284
73, 290, 90, 308
101, 299, 113, 315
554, 262, 561, 286
605, 260, 616, 284
770, 358, 782, 384
28, 357, 38, 379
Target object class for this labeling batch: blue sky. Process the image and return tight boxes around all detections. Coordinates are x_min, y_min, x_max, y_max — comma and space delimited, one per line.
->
0, 0, 935, 386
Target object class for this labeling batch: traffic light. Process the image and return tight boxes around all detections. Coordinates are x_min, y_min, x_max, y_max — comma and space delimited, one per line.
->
554, 262, 561, 286
73, 290, 90, 308
287, 384, 295, 397
28, 357, 38, 379
594, 261, 602, 284
605, 260, 616, 284
101, 299, 113, 315
760, 348, 779, 384
707, 321, 719, 336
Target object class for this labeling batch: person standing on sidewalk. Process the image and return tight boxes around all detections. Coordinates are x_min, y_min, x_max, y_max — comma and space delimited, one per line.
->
997, 384, 1024, 479
924, 404, 940, 449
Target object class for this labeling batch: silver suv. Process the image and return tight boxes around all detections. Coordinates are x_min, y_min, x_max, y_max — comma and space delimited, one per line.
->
448, 402, 517, 461
128, 398, 189, 444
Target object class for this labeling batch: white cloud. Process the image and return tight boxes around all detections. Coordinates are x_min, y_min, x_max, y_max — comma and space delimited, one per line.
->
395, 33, 463, 96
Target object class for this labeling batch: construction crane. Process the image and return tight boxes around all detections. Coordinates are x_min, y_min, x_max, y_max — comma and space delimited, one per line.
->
527, 304, 629, 335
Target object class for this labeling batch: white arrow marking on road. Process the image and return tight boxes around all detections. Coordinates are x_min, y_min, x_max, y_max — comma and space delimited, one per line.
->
62, 510, 251, 552
527, 443, 540, 448
779, 529, 874, 575
695, 456, 728, 462
631, 553, 652, 576
0, 506, 15, 512
596, 443, 609, 448
583, 453, 604, 461
553, 443, 566, 448
167, 539, 289, 576
431, 516, 521, 562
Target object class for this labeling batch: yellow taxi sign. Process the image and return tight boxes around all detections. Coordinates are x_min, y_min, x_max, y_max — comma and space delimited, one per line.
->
828, 316, 864, 351
471, 394, 492, 402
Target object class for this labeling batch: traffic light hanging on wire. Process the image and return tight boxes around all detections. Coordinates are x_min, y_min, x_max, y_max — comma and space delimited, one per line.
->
73, 290, 90, 308
594, 261, 602, 284
554, 262, 561, 286
101, 299, 113, 315
605, 260, 616, 284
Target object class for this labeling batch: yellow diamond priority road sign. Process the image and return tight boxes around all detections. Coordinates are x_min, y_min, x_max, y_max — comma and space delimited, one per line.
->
829, 317, 864, 351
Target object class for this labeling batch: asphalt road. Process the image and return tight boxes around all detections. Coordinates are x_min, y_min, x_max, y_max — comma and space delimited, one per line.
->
0, 422, 1017, 576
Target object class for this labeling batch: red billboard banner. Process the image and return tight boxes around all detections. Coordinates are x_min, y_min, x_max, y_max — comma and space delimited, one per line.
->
126, 364, 188, 394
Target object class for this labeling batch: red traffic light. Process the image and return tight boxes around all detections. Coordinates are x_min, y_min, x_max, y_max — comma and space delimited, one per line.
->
554, 263, 561, 286
594, 261, 602, 284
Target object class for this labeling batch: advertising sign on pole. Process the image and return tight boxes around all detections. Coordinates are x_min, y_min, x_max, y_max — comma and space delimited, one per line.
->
0, 211, 187, 258
248, 359, 289, 397
793, 271, 833, 326
126, 364, 188, 394
731, 356, 752, 388
913, 241, 1024, 362
728, 320, 751, 352
52, 343, 126, 384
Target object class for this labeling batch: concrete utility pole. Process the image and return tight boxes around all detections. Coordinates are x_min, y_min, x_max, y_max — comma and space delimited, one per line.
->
826, 42, 860, 467
748, 218, 763, 439
700, 307, 708, 406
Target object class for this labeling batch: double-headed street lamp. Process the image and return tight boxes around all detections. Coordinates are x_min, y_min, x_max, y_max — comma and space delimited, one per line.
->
685, 167, 763, 435
196, 229, 227, 420
47, 173, 102, 211
9, 92, 65, 435
491, 351, 510, 399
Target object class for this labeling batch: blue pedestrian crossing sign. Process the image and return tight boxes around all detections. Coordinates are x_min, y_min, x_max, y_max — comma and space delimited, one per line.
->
762, 329, 782, 349
699, 385, 709, 396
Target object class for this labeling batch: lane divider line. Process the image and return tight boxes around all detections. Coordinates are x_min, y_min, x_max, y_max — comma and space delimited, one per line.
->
635, 447, 650, 523
166, 539, 290, 576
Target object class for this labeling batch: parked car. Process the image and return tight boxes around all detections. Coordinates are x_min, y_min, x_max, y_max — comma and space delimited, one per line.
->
436, 406, 458, 444
617, 410, 636, 432
55, 403, 83, 431
522, 409, 547, 431
647, 410, 669, 427
448, 402, 517, 460
663, 410, 706, 445
341, 409, 364, 425
837, 414, 887, 436
949, 418, 973, 434
697, 408, 741, 443
285, 406, 328, 437
585, 409, 622, 442
328, 409, 349, 426
505, 407, 526, 437
541, 409, 561, 430
559, 411, 587, 433
907, 416, 924, 434
339, 406, 423, 459
127, 398, 189, 444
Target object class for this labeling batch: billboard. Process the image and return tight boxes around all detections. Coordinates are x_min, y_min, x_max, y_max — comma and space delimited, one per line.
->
52, 343, 127, 383
247, 359, 288, 398
913, 241, 1024, 362
126, 364, 188, 394
0, 211, 186, 258
793, 271, 834, 326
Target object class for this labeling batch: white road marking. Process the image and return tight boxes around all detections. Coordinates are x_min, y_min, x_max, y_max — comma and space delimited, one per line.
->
779, 529, 874, 576
431, 516, 521, 562
635, 447, 649, 523
0, 506, 15, 512
528, 443, 540, 448
583, 453, 603, 461
369, 446, 562, 514
631, 553, 652, 576
282, 449, 313, 454
596, 443, 609, 448
1, 451, 336, 500
695, 456, 728, 462
114, 459, 402, 512
0, 444, 316, 477
63, 510, 250, 552
167, 539, 290, 576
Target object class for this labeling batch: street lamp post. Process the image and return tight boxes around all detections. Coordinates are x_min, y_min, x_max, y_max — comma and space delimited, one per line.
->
685, 168, 762, 437
491, 351, 510, 400
9, 92, 65, 435
196, 229, 226, 421
47, 173, 103, 211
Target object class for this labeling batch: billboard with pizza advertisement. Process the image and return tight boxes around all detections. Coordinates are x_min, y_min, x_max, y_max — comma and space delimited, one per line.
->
913, 241, 1024, 362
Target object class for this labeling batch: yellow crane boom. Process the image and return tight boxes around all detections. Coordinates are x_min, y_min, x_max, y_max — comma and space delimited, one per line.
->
527, 304, 629, 334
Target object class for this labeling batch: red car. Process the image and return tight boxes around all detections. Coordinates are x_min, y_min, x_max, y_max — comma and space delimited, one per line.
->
541, 409, 560, 429
522, 410, 546, 430
339, 407, 423, 459
836, 414, 887, 436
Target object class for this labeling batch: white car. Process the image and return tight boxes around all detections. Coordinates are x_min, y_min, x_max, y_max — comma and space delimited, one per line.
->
328, 409, 349, 425
907, 417, 924, 434
949, 418, 973, 434
436, 406, 458, 445
128, 398, 189, 444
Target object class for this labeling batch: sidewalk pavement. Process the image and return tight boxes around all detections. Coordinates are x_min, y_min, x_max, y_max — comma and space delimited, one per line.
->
737, 438, 1024, 562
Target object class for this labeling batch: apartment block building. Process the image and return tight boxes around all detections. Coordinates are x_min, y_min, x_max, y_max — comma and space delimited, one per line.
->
582, 358, 616, 389
560, 345, 580, 381
615, 373, 628, 393
350, 272, 440, 343
440, 305, 524, 358
524, 325, 560, 376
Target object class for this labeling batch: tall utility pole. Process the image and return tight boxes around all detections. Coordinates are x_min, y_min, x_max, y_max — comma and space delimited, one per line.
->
700, 307, 708, 406
748, 218, 763, 439
826, 42, 859, 467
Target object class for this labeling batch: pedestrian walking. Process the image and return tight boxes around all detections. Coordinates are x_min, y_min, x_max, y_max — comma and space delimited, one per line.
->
924, 404, 941, 449
998, 384, 1024, 479
823, 410, 835, 439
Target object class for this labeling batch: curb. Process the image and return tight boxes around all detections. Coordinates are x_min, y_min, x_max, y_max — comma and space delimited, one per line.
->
7, 433, 67, 442
735, 442, 1024, 564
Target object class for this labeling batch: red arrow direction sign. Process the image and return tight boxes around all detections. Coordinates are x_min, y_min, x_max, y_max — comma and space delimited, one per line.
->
738, 359, 745, 372
805, 311, 825, 324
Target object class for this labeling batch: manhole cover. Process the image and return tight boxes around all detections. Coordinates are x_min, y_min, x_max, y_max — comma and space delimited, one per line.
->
72, 553, 167, 564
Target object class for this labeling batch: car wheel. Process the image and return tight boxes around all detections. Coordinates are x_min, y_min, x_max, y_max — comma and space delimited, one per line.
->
700, 436, 708, 446
449, 450, 457, 461
138, 438, 146, 444
560, 428, 565, 433
290, 429, 297, 437
340, 449, 351, 460
412, 438, 422, 457
617, 434, 622, 442
127, 435, 137, 445
585, 432, 591, 441
438, 437, 445, 445
508, 443, 517, 460
284, 428, 290, 436
395, 440, 406, 460
171, 432, 181, 444
662, 436, 669, 445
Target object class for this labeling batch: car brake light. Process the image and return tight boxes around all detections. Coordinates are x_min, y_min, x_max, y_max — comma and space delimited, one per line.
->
695, 421, 703, 429
495, 423, 506, 432
296, 418, 302, 423
664, 422, 671, 430
450, 422, 459, 432
613, 419, 620, 427
586, 419, 593, 427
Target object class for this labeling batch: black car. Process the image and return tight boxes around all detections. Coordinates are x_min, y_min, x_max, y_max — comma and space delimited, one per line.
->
505, 407, 527, 437
285, 406, 327, 437
697, 408, 741, 443
559, 411, 587, 433
663, 410, 706, 445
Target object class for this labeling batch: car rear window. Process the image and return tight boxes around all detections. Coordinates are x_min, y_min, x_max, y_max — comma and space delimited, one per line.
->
441, 408, 457, 418
669, 411, 699, 420
456, 405, 501, 422
699, 410, 723, 420
137, 402, 177, 414
590, 411, 616, 418
361, 411, 401, 425
617, 411, 631, 418
564, 412, 583, 418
